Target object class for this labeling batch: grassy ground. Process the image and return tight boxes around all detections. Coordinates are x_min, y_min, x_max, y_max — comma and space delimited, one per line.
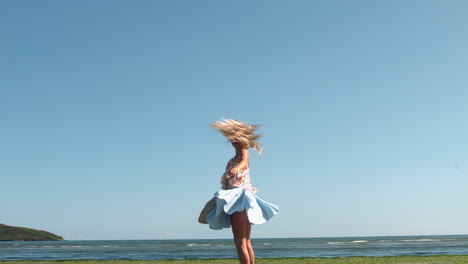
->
2, 255, 468, 264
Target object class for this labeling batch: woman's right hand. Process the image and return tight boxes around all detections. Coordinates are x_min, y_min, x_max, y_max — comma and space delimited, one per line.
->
229, 166, 242, 177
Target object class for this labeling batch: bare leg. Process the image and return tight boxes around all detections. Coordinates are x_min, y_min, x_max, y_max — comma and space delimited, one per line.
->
231, 210, 254, 264
245, 217, 255, 264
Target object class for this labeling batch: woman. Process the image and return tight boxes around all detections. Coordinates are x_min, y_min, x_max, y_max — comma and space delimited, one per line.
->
199, 119, 279, 264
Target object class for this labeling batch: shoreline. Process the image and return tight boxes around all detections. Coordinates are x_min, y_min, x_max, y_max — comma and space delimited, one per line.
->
2, 255, 468, 263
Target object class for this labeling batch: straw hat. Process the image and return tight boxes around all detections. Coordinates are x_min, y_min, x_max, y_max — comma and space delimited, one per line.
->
198, 197, 216, 224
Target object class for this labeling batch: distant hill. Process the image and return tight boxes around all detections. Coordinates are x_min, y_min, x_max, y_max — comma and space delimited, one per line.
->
0, 224, 64, 241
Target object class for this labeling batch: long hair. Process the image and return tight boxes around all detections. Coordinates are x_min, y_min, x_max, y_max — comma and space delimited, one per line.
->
211, 119, 263, 155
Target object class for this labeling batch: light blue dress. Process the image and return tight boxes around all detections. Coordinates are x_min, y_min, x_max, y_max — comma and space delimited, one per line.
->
206, 158, 279, 230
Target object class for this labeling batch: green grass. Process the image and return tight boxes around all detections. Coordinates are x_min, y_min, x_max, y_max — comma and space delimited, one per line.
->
2, 255, 468, 264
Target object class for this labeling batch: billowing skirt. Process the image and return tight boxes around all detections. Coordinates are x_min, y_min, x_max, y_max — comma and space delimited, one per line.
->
203, 187, 279, 230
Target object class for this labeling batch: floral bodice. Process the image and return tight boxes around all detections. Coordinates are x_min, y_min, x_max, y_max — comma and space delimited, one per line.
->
220, 157, 257, 193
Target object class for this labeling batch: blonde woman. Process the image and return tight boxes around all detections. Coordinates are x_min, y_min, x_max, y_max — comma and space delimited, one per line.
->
199, 119, 279, 264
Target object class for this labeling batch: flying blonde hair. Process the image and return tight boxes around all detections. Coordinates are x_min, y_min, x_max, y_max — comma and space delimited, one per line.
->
211, 119, 263, 155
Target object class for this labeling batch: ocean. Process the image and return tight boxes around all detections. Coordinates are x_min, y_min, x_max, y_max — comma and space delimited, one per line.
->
1, 235, 468, 260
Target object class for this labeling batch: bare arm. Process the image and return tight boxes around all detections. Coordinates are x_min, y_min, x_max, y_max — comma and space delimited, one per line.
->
230, 148, 249, 177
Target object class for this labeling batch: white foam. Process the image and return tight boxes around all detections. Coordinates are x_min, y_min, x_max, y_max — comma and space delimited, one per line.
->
352, 240, 368, 243
401, 239, 441, 242
327, 240, 368, 244
60, 246, 84, 248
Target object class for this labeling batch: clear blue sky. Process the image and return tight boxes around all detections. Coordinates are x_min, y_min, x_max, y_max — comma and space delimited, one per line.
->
1, 0, 467, 240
